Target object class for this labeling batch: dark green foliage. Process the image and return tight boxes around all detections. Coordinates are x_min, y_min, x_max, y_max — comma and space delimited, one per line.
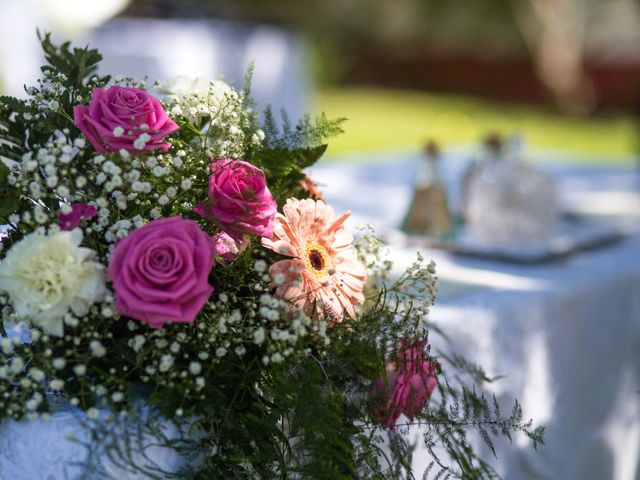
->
39, 31, 107, 90
252, 144, 327, 204
0, 161, 19, 219
0, 97, 29, 162
0, 32, 110, 161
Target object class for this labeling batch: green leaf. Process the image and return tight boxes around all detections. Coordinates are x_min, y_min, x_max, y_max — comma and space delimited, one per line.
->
0, 161, 18, 218
257, 145, 327, 176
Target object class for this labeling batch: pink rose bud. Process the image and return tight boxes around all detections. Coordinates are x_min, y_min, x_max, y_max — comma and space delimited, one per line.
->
108, 216, 216, 328
212, 231, 248, 264
58, 203, 97, 231
73, 86, 179, 153
194, 158, 277, 241
370, 338, 439, 428
371, 363, 402, 429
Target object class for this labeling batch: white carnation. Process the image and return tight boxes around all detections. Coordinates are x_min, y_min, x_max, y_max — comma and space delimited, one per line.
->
0, 229, 106, 336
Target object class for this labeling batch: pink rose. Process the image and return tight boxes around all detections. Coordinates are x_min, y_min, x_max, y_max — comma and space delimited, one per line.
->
108, 216, 216, 328
370, 338, 439, 428
194, 159, 277, 241
73, 86, 179, 153
58, 203, 97, 231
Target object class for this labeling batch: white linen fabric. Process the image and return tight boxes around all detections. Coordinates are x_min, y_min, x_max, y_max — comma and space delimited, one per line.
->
311, 152, 640, 480
0, 152, 638, 479
0, 400, 193, 480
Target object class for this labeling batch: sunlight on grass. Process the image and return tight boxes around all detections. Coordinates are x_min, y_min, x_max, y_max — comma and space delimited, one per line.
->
314, 87, 638, 163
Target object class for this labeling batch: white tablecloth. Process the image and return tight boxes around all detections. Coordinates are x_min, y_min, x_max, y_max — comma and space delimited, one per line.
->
0, 152, 638, 479
312, 152, 640, 480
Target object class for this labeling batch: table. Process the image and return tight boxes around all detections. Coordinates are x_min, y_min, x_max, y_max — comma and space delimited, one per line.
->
312, 151, 640, 479
1, 151, 638, 479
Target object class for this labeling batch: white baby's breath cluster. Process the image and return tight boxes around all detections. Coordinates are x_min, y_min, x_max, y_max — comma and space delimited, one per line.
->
159, 76, 257, 158
355, 224, 393, 282
109, 262, 329, 408
388, 252, 438, 338
21, 68, 101, 123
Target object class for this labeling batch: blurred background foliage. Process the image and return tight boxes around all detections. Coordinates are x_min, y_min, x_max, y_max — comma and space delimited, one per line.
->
120, 0, 640, 160
3, 0, 639, 160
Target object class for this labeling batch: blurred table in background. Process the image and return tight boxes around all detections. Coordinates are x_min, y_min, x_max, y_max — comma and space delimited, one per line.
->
312, 152, 640, 480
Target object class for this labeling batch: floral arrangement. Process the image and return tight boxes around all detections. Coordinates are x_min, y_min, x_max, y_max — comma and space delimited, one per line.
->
0, 34, 543, 479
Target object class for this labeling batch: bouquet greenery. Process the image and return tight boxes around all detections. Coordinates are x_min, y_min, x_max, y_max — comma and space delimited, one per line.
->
0, 34, 542, 479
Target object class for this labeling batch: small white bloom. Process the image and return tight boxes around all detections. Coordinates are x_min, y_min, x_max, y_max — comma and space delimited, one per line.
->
189, 361, 202, 375
34, 208, 48, 224
56, 185, 70, 197
0, 229, 106, 337
215, 347, 227, 357
52, 358, 66, 370
49, 379, 64, 391
9, 357, 24, 373
0, 338, 13, 354
133, 133, 150, 150
159, 354, 174, 373
131, 335, 146, 352
75, 176, 87, 188
152, 166, 166, 177
253, 327, 265, 346
90, 340, 107, 358
73, 364, 86, 376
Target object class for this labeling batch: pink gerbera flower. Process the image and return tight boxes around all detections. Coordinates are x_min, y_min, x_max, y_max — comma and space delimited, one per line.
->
261, 198, 367, 324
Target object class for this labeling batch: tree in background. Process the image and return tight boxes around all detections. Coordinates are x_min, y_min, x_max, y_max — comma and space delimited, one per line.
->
511, 0, 595, 114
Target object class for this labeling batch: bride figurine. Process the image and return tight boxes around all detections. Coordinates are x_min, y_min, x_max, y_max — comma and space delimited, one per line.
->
402, 141, 452, 237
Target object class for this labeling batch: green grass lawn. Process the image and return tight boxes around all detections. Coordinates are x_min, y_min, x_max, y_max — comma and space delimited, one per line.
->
313, 87, 638, 163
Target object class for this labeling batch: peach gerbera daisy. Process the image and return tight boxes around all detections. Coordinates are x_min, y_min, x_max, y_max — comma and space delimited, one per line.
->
261, 198, 367, 324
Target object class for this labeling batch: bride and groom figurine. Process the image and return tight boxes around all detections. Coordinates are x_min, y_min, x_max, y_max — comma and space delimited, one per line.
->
402, 135, 557, 245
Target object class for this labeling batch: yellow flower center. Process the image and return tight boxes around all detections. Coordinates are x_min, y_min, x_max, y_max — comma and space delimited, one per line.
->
303, 241, 333, 281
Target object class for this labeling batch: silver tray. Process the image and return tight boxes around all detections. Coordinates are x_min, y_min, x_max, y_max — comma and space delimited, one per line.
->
397, 215, 626, 264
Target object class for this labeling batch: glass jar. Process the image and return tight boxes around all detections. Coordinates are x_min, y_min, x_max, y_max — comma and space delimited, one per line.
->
465, 137, 558, 245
